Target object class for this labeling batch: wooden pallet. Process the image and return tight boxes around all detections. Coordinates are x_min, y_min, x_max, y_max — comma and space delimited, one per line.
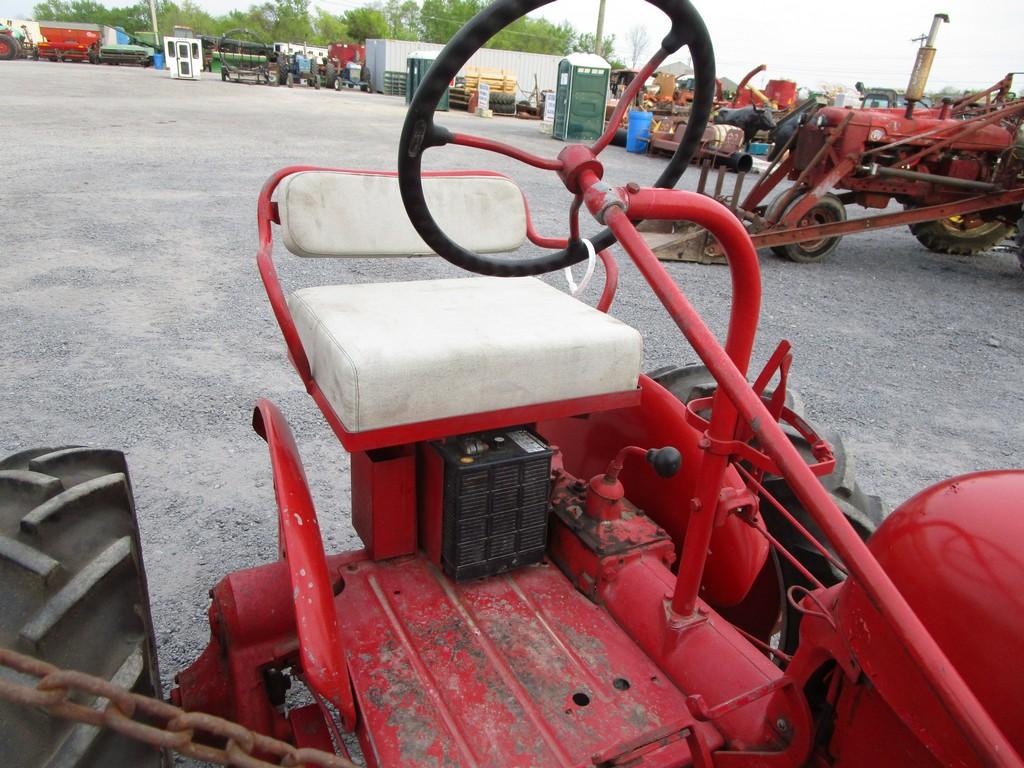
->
463, 66, 517, 94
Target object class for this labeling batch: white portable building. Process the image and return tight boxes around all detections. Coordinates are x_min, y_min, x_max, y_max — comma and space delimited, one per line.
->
365, 39, 562, 97
165, 36, 202, 80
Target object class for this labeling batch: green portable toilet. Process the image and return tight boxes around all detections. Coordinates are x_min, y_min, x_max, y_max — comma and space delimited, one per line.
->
406, 50, 449, 111
552, 53, 610, 141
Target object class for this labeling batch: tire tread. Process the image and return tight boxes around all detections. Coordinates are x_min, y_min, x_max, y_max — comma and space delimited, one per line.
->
0, 447, 163, 767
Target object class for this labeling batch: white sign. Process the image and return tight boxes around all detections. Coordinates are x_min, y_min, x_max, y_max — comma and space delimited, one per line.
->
478, 82, 490, 112
543, 93, 555, 122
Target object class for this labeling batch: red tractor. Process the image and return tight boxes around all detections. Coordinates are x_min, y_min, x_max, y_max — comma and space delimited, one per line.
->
743, 83, 1024, 262
0, 22, 38, 60
1, 1, 1022, 766
650, 17, 1024, 265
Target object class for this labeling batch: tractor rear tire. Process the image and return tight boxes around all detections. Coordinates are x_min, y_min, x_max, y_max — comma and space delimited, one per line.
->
648, 364, 885, 653
909, 215, 1014, 256
489, 91, 514, 106
0, 447, 164, 767
0, 34, 19, 59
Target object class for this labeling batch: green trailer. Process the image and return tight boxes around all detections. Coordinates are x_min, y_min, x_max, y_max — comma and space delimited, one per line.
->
98, 42, 154, 66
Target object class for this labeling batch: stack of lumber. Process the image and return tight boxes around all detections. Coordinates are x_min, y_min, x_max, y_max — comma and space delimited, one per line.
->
449, 86, 471, 110
463, 67, 517, 95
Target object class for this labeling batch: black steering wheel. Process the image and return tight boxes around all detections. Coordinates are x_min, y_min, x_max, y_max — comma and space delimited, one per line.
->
397, 0, 715, 277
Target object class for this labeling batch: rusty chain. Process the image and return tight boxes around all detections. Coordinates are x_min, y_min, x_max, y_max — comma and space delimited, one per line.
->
0, 647, 359, 768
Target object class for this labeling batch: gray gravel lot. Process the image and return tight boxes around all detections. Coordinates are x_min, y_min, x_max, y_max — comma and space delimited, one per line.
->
3, 61, 1023, 705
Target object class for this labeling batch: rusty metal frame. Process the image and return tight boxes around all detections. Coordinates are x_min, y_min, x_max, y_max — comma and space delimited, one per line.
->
751, 187, 1024, 249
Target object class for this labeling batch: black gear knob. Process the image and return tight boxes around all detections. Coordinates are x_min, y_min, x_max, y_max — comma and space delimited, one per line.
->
646, 447, 682, 478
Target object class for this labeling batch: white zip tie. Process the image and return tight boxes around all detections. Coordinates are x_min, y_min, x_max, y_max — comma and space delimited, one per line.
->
563, 239, 596, 298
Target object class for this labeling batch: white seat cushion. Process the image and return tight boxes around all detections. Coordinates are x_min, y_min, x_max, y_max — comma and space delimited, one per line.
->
287, 277, 643, 432
278, 171, 527, 258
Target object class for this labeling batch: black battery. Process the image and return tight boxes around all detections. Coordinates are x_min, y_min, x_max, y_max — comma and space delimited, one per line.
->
431, 426, 553, 581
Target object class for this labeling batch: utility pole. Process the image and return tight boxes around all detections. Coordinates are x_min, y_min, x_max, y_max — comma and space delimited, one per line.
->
149, 0, 159, 41
595, 0, 606, 58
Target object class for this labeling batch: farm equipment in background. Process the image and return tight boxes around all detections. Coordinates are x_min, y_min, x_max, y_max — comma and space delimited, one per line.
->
96, 29, 155, 67
3, 2, 1024, 767
331, 59, 371, 92
0, 22, 38, 60
96, 43, 153, 66
218, 28, 275, 85
324, 41, 369, 91
277, 51, 320, 88
646, 15, 1024, 264
34, 20, 101, 63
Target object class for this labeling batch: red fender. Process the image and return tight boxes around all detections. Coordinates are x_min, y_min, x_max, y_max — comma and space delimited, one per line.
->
252, 399, 356, 730
835, 470, 1024, 765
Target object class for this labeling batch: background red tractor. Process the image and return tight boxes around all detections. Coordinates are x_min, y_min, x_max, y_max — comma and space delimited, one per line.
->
1, 1, 1022, 767
747, 83, 1024, 262
650, 17, 1024, 265
0, 22, 38, 60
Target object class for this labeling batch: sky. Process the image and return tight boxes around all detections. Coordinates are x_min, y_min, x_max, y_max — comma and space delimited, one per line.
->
530, 0, 1023, 92
3, 0, 1021, 91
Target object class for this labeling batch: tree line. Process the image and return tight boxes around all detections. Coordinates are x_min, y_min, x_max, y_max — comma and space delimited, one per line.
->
30, 0, 625, 63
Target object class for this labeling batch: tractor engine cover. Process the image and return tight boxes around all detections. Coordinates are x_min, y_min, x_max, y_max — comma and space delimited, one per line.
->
429, 427, 553, 580
833, 469, 1024, 765
816, 106, 1014, 154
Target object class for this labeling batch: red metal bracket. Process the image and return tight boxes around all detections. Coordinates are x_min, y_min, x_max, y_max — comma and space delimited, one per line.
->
252, 399, 356, 731
686, 404, 836, 479
686, 676, 793, 722
591, 715, 714, 768
751, 341, 792, 425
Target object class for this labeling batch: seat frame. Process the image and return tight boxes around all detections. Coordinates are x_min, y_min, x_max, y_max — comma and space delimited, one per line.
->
257, 165, 634, 452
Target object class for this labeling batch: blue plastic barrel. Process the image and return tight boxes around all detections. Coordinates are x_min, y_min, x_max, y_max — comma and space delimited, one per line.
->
626, 110, 653, 154
153, 52, 164, 70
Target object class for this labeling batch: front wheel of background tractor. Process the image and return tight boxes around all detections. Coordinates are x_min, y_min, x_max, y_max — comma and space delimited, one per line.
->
648, 364, 885, 654
0, 33, 18, 60
765, 192, 847, 263
0, 447, 164, 767
909, 212, 1015, 256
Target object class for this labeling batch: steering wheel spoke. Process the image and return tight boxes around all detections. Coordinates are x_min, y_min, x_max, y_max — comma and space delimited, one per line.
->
449, 132, 563, 171
590, 49, 668, 155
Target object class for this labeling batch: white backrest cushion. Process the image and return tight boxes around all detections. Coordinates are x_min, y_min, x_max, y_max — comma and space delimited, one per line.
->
277, 171, 528, 257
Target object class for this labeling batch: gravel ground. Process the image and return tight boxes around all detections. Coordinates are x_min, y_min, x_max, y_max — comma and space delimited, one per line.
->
3, 60, 1023, 740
